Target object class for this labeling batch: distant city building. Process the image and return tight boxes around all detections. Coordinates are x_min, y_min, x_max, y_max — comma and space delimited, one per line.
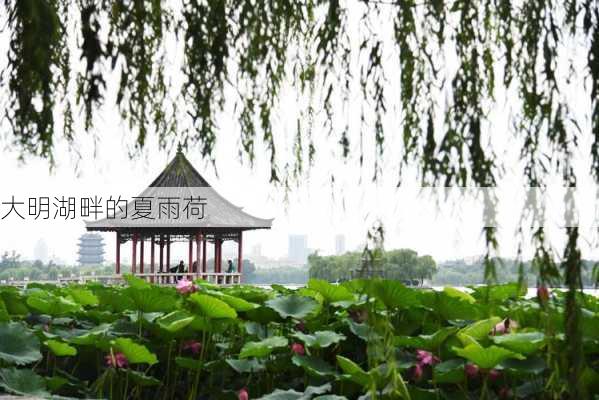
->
33, 239, 49, 263
251, 244, 262, 257
288, 234, 309, 264
335, 234, 346, 255
77, 233, 105, 265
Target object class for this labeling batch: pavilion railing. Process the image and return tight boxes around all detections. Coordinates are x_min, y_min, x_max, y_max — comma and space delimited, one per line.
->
51, 272, 242, 286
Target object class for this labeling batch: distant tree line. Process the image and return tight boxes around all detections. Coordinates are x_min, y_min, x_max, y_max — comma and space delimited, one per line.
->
433, 258, 598, 288
0, 251, 114, 281
0, 252, 309, 285
308, 249, 437, 285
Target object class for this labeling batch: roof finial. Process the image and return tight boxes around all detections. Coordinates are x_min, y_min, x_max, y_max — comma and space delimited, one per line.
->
177, 142, 183, 153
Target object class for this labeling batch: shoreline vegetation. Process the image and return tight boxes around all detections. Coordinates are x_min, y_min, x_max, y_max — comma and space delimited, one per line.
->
1, 249, 597, 288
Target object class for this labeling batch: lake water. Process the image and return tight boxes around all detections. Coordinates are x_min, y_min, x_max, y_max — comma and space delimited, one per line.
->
254, 284, 599, 298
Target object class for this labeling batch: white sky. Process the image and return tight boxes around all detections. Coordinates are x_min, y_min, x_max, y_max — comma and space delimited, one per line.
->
1, 4, 598, 265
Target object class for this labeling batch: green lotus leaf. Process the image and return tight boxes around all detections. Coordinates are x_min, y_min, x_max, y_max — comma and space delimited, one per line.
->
189, 293, 238, 319
26, 290, 80, 316
408, 387, 441, 400
307, 279, 354, 303
175, 356, 204, 371
188, 316, 228, 333
436, 291, 481, 321
0, 368, 49, 397
292, 355, 337, 377
491, 332, 546, 355
112, 338, 158, 365
239, 336, 288, 359
245, 321, 274, 339
394, 326, 458, 351
121, 369, 161, 386
433, 359, 465, 384
122, 286, 178, 313
336, 355, 372, 388
292, 330, 346, 348
257, 383, 331, 400
69, 323, 112, 345
123, 273, 152, 289
224, 286, 271, 304
0, 299, 9, 322
296, 288, 325, 305
255, 388, 306, 400
45, 339, 77, 356
443, 287, 476, 303
46, 375, 69, 392
0, 288, 29, 316
156, 310, 195, 332
207, 291, 258, 312
313, 397, 348, 400
245, 305, 283, 324
581, 308, 599, 340
363, 279, 421, 309
226, 358, 266, 373
0, 322, 42, 365
265, 294, 320, 319
500, 356, 547, 375
471, 283, 525, 303
458, 317, 501, 342
66, 288, 99, 307
453, 341, 525, 369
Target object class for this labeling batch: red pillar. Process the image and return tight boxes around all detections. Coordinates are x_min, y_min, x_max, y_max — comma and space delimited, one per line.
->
202, 237, 207, 273
140, 236, 145, 274
238, 231, 243, 281
150, 235, 155, 273
116, 232, 121, 275
213, 239, 218, 273
217, 237, 223, 283
188, 236, 193, 273
166, 235, 171, 272
132, 233, 138, 274
196, 233, 201, 277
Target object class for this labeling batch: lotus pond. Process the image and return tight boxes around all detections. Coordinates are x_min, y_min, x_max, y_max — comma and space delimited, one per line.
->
0, 276, 597, 399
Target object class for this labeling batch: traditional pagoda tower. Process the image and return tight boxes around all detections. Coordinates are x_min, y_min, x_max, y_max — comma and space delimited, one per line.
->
77, 233, 105, 265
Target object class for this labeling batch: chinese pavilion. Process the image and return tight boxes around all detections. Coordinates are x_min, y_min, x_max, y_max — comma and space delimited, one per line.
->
85, 146, 273, 284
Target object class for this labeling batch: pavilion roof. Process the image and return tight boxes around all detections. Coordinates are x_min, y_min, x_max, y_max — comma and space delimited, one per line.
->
85, 147, 273, 233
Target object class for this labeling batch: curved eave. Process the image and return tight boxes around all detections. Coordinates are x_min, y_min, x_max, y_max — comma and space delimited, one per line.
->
85, 224, 273, 233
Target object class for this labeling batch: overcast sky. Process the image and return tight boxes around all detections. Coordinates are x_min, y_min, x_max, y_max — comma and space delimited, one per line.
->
1, 5, 598, 266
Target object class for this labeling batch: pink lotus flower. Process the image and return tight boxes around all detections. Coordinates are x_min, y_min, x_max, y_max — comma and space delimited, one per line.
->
411, 363, 423, 381
105, 352, 128, 368
183, 340, 202, 355
492, 319, 518, 335
537, 286, 550, 303
493, 321, 507, 335
488, 369, 501, 382
416, 350, 440, 366
465, 363, 479, 379
238, 387, 249, 400
290, 342, 305, 355
176, 278, 197, 294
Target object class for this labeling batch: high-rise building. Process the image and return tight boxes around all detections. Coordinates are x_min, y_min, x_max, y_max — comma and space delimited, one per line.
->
33, 239, 49, 263
77, 233, 105, 265
288, 234, 308, 264
335, 234, 346, 255
251, 244, 262, 257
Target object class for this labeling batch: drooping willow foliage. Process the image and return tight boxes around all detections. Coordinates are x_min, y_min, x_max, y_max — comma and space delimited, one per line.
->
2, 0, 599, 395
